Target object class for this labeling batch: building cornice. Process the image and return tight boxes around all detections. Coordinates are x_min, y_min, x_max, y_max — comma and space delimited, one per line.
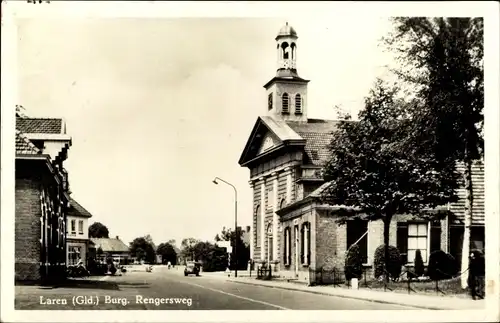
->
24, 133, 72, 142
251, 163, 299, 182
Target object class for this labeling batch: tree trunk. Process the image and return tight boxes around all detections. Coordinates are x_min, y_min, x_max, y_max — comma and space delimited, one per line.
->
383, 217, 391, 283
461, 158, 473, 289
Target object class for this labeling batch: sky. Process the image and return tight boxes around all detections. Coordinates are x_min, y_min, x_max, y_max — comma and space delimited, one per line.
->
15, 12, 397, 247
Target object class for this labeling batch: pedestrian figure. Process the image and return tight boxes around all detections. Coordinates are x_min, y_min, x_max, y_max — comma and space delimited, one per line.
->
468, 250, 485, 300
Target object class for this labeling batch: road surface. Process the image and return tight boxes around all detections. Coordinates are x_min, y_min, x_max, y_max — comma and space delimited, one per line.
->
16, 267, 419, 310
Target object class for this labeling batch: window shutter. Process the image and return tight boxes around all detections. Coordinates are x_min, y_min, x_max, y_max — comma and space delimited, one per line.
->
307, 223, 311, 265
396, 222, 408, 264
430, 221, 441, 253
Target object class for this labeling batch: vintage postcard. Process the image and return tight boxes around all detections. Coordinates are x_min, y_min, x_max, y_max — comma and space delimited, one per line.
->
1, 1, 499, 322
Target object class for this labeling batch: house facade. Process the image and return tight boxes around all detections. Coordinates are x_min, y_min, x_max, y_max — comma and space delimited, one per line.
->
239, 23, 485, 284
15, 116, 72, 282
90, 236, 130, 265
66, 198, 93, 266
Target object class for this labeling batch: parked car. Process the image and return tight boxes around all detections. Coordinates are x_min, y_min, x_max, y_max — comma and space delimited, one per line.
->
184, 261, 200, 276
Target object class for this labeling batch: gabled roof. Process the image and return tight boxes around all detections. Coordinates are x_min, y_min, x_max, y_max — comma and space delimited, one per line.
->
238, 116, 305, 166
90, 238, 129, 253
286, 119, 341, 166
15, 130, 41, 155
16, 117, 65, 134
68, 198, 93, 218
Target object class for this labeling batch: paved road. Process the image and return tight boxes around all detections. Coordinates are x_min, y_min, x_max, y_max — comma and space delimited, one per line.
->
16, 268, 419, 310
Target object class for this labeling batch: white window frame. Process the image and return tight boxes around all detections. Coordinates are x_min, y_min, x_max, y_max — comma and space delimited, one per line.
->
68, 246, 81, 265
78, 220, 84, 234
407, 222, 429, 264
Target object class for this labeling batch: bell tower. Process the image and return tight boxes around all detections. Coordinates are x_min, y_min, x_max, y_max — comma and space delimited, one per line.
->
264, 22, 309, 122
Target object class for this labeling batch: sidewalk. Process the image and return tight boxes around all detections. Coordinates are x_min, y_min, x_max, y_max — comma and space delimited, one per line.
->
205, 273, 485, 310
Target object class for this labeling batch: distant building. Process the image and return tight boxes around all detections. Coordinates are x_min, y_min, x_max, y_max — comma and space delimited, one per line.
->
90, 236, 130, 265
15, 116, 72, 282
66, 198, 93, 266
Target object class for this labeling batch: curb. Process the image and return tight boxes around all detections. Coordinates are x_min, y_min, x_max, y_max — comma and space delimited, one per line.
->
224, 279, 454, 310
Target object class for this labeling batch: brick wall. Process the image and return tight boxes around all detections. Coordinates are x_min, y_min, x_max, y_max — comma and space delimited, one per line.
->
15, 178, 42, 281
315, 209, 344, 270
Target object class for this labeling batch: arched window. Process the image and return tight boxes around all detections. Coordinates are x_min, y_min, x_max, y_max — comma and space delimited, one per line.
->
283, 227, 292, 266
281, 42, 290, 59
295, 94, 302, 114
255, 205, 261, 249
266, 222, 274, 261
291, 42, 296, 59
300, 222, 311, 265
282, 93, 289, 114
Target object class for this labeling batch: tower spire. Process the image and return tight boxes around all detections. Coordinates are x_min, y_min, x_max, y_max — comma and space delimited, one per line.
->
264, 22, 310, 122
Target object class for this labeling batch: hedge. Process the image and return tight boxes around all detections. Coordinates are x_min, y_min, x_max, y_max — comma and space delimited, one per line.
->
374, 244, 402, 280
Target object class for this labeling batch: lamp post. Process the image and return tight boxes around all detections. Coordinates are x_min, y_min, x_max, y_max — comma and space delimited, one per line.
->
212, 177, 238, 278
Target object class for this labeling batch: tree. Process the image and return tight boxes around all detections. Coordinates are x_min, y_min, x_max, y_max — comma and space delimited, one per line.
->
129, 236, 156, 264
191, 241, 228, 272
385, 18, 484, 288
414, 249, 425, 277
320, 79, 459, 283
180, 238, 200, 262
156, 242, 178, 265
89, 222, 109, 238
214, 227, 250, 270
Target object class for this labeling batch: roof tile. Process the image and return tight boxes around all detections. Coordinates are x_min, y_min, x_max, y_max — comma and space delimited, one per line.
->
68, 198, 93, 218
15, 130, 41, 155
90, 238, 129, 253
16, 117, 64, 134
286, 119, 340, 165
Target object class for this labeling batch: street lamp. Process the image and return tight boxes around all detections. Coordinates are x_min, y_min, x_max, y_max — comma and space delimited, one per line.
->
212, 177, 238, 278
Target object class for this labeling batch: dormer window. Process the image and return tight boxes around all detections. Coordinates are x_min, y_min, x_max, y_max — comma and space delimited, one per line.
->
282, 93, 289, 114
295, 94, 302, 114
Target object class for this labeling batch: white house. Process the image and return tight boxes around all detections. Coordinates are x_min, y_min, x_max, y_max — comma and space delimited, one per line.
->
66, 198, 93, 266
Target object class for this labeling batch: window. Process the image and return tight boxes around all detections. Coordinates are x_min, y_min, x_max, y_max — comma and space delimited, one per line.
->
295, 94, 302, 114
267, 223, 273, 261
68, 246, 81, 265
70, 219, 76, 234
300, 222, 311, 265
255, 205, 261, 249
268, 93, 273, 111
283, 227, 292, 265
346, 219, 368, 264
78, 220, 84, 234
282, 93, 289, 114
408, 223, 428, 263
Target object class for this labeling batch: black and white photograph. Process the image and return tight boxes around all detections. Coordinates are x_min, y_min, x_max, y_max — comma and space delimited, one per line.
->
1, 1, 499, 322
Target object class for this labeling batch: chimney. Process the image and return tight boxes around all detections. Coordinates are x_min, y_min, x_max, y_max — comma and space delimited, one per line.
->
246, 226, 250, 233
116, 236, 119, 240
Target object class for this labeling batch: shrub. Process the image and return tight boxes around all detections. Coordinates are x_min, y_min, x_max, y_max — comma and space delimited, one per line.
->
414, 249, 425, 277
345, 244, 363, 281
374, 245, 402, 280
427, 250, 459, 281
